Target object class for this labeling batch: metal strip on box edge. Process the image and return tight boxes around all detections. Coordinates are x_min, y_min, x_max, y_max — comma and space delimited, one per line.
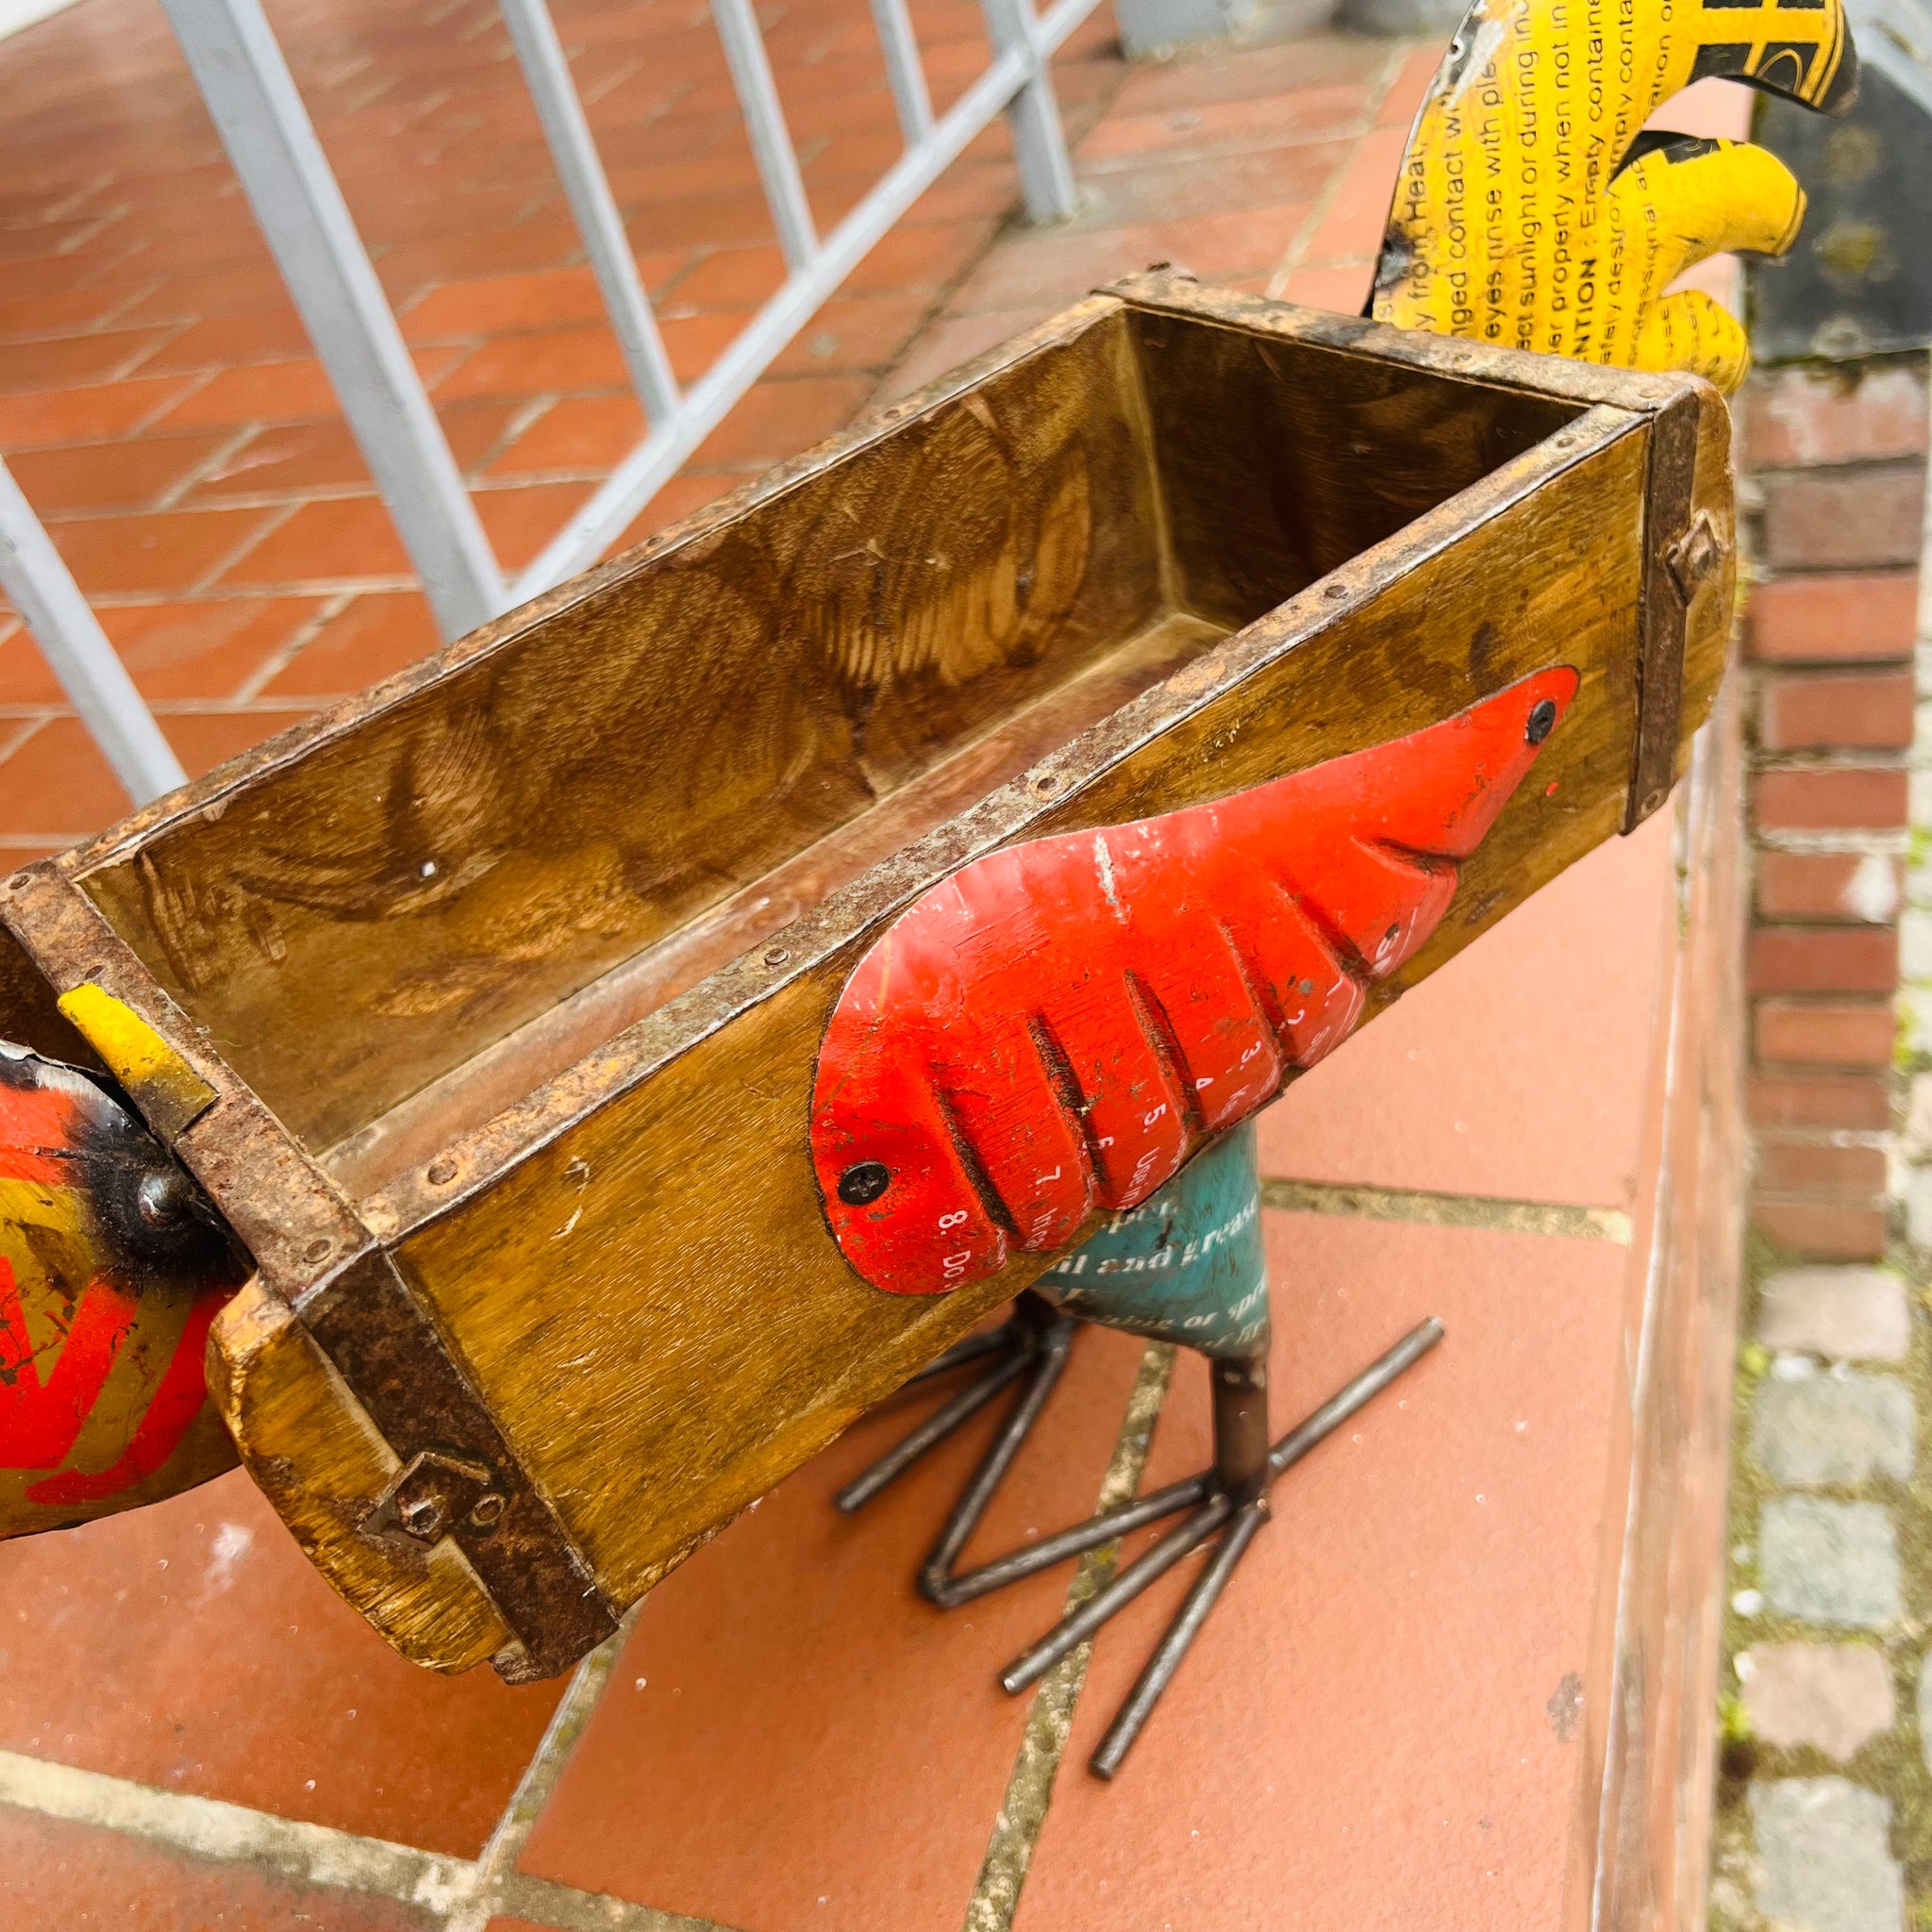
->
1624, 390, 1703, 833
301, 1248, 621, 1679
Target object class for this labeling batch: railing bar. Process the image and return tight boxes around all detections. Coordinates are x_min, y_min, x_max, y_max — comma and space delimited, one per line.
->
868, 0, 935, 144
510, 0, 1102, 601
708, 0, 820, 274
0, 461, 188, 806
497, 0, 681, 424
158, 0, 504, 641
976, 0, 1077, 222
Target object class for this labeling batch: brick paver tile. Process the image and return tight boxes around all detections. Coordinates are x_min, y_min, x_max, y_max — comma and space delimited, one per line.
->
151, 357, 358, 431
950, 202, 1312, 313
1757, 852, 1902, 923
373, 218, 589, 300
1376, 41, 1445, 126
6, 430, 232, 514
116, 265, 301, 323
880, 305, 1062, 402
398, 261, 679, 339
1757, 1140, 1889, 1196
434, 323, 631, 405
604, 471, 738, 556
487, 393, 643, 481
261, 591, 441, 700
1748, 572, 1920, 664
0, 1808, 439, 1932
1751, 1370, 1915, 1487
518, 1326, 1154, 1932
1078, 79, 1373, 169
1740, 1644, 1894, 1759
0, 373, 201, 448
1749, 1780, 1904, 1932
1761, 465, 1926, 572
47, 504, 276, 597
770, 291, 938, 376
0, 327, 175, 396
96, 597, 325, 703
1279, 260, 1373, 311
220, 495, 410, 588
475, 479, 596, 571
1755, 999, 1897, 1069
1758, 1498, 1901, 1629
662, 243, 790, 314
0, 717, 133, 838
1758, 1268, 1910, 1362
0, 287, 144, 340
690, 373, 875, 470
1110, 35, 1388, 118
154, 706, 328, 781
1018, 1213, 1626, 1932
1756, 768, 1909, 833
842, 219, 995, 297
659, 306, 748, 380
1258, 811, 1674, 1208
140, 308, 317, 375
1744, 363, 1929, 469
1298, 122, 1411, 264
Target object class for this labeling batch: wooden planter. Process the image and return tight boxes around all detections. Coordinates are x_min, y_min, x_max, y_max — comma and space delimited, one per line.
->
0, 274, 1735, 1681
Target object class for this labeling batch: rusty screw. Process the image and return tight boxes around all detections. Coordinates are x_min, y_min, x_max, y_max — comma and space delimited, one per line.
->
398, 1494, 446, 1541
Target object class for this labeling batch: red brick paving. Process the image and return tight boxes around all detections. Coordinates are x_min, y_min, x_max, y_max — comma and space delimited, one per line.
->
0, 3, 1735, 1926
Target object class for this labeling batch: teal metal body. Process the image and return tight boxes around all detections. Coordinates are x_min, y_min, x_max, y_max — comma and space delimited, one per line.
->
1038, 1123, 1269, 1359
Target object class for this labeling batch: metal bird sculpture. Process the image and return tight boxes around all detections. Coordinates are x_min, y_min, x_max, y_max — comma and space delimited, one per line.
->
822, 0, 1859, 1772
0, 0, 1855, 1783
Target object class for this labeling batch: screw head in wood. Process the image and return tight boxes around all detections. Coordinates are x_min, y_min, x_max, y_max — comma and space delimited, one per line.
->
1526, 698, 1558, 744
837, 1160, 891, 1207
763, 946, 790, 967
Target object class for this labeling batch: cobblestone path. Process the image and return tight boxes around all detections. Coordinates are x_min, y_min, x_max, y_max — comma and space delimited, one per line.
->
1712, 1263, 1930, 1931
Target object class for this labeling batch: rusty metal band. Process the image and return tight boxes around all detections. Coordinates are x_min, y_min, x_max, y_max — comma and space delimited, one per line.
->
0, 860, 617, 1679
302, 1250, 620, 1678
1623, 391, 1701, 834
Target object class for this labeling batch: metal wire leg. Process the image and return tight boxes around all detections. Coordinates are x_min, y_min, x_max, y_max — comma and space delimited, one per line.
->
992, 1316, 1446, 1779
832, 1292, 1075, 1524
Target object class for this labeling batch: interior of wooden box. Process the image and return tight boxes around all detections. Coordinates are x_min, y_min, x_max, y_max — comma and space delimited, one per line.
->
73, 304, 1583, 1196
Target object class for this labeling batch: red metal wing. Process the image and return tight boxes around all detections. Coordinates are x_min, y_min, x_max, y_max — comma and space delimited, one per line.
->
810, 665, 1579, 1295
0, 1048, 245, 1535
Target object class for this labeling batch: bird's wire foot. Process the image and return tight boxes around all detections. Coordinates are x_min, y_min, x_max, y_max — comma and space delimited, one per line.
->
969, 1316, 1444, 1779
832, 1291, 1079, 1601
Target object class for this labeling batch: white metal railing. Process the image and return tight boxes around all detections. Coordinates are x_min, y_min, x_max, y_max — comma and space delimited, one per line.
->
0, 0, 1096, 804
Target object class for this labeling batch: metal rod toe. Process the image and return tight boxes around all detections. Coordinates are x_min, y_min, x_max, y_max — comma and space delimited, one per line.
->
832, 1348, 1031, 1514
1090, 1497, 1270, 1779
920, 1318, 1076, 1602
999, 1492, 1234, 1692
929, 1470, 1212, 1608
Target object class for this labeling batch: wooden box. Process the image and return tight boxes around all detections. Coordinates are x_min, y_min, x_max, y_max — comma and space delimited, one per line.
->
0, 275, 1734, 1679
